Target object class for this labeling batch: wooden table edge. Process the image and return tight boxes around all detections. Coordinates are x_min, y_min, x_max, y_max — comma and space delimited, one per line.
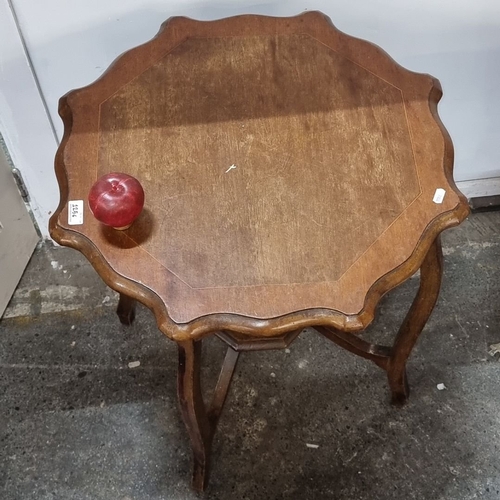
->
49, 198, 468, 342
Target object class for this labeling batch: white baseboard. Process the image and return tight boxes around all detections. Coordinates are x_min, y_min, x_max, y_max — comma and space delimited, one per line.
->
456, 178, 500, 199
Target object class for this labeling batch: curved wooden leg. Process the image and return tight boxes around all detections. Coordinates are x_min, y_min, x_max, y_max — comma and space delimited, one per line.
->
177, 340, 211, 491
387, 236, 443, 405
116, 293, 136, 325
177, 340, 240, 492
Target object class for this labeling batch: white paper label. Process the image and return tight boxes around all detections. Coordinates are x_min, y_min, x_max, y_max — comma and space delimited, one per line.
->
68, 200, 84, 225
433, 188, 446, 204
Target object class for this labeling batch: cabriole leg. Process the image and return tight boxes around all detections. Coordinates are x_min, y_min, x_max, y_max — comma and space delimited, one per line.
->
177, 340, 212, 491
387, 236, 444, 405
177, 340, 240, 491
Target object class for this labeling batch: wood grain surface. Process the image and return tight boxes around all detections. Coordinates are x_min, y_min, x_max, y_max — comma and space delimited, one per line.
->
50, 12, 469, 340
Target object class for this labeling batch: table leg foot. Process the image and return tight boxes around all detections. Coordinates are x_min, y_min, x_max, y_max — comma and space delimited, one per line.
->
388, 368, 409, 406
117, 293, 136, 325
387, 236, 443, 405
192, 456, 209, 492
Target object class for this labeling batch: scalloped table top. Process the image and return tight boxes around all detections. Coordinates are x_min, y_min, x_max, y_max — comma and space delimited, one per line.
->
50, 12, 469, 340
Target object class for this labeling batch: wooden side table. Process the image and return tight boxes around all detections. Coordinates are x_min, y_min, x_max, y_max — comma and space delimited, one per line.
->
50, 12, 469, 492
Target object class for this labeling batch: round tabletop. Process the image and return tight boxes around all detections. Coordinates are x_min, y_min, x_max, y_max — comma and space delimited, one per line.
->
50, 12, 469, 340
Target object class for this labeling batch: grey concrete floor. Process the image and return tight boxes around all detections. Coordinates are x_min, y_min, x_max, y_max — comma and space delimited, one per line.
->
1, 211, 500, 500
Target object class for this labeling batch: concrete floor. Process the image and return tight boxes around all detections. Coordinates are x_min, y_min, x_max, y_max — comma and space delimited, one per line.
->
1, 211, 500, 500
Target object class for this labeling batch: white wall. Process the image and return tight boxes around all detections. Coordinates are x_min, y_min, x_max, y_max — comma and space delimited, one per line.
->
2, 0, 500, 236
0, 0, 58, 237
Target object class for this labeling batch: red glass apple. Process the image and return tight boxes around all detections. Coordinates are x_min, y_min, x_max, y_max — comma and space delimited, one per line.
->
88, 172, 145, 230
